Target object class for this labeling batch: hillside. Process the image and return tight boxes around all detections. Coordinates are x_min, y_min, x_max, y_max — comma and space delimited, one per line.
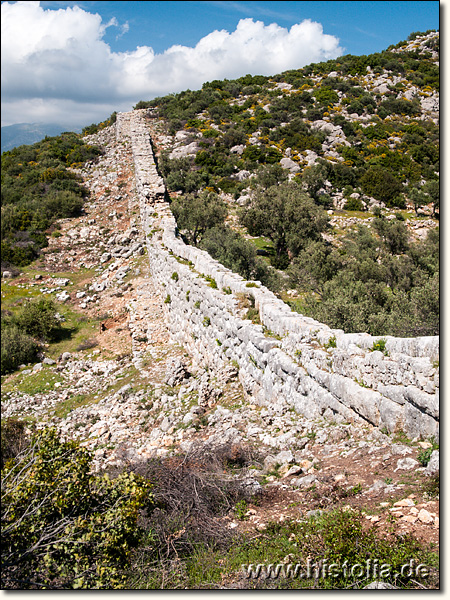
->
1, 122, 82, 154
1, 31, 439, 590
134, 30, 439, 339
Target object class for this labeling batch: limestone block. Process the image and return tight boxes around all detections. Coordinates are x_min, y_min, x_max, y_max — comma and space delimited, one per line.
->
268, 348, 298, 377
424, 450, 439, 476
377, 396, 404, 433
326, 373, 381, 425
404, 386, 439, 418
280, 157, 300, 173
376, 384, 406, 405
403, 402, 439, 440
291, 474, 317, 488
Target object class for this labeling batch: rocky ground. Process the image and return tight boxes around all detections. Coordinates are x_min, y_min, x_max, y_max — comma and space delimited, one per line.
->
1, 121, 439, 558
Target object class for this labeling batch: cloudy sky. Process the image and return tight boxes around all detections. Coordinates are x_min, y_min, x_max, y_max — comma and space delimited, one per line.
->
1, 1, 440, 130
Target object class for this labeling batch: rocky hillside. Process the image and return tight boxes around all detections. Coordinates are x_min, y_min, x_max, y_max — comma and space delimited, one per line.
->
1, 31, 439, 590
141, 30, 438, 209
136, 30, 439, 338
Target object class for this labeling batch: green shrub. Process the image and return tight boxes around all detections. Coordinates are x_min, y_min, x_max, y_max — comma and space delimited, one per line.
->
360, 167, 403, 207
314, 86, 339, 106
371, 338, 388, 354
206, 276, 217, 289
344, 196, 365, 211
325, 336, 337, 349
240, 181, 329, 266
235, 499, 249, 520
1, 428, 153, 589
1, 325, 38, 374
171, 272, 179, 282
0, 241, 38, 268
171, 191, 227, 245
164, 294, 171, 304
417, 448, 433, 467
15, 298, 62, 342
201, 226, 275, 287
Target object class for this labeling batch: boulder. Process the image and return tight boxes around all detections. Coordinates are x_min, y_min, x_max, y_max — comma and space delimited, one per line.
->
169, 141, 199, 159
291, 474, 317, 488
394, 457, 419, 471
56, 290, 70, 302
424, 450, 439, 476
230, 145, 245, 155
280, 157, 300, 174
274, 449, 294, 466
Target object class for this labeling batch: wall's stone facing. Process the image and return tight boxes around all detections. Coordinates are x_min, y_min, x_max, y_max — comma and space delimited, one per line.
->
119, 110, 439, 441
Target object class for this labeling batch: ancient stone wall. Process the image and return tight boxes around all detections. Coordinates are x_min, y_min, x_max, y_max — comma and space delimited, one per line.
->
119, 110, 439, 441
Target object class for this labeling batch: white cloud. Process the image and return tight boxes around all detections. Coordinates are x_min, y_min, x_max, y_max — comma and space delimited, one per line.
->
1, 1, 343, 128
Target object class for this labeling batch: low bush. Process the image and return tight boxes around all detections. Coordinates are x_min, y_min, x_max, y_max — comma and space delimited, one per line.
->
1, 428, 153, 589
344, 196, 365, 211
229, 508, 437, 589
127, 444, 255, 588
417, 448, 433, 467
1, 325, 38, 374
16, 298, 63, 342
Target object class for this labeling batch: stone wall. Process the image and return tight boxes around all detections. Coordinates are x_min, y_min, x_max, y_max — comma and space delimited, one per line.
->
119, 110, 439, 441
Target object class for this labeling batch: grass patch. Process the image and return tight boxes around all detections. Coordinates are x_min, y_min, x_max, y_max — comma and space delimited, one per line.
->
262, 326, 282, 340
1, 367, 64, 396
53, 393, 96, 419
1, 282, 42, 306
392, 430, 416, 447
1, 264, 102, 368
133, 507, 438, 589
245, 308, 261, 324
45, 308, 100, 360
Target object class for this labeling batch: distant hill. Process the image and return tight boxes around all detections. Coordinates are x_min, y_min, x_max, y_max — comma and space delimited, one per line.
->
1, 122, 81, 153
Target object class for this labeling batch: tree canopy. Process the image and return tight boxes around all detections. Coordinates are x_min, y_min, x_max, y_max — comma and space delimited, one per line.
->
240, 181, 329, 267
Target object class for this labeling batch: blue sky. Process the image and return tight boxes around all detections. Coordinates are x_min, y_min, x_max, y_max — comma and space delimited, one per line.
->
56, 1, 439, 57
1, 1, 440, 129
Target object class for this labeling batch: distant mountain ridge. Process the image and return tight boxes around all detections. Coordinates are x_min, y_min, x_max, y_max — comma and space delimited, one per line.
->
1, 122, 81, 154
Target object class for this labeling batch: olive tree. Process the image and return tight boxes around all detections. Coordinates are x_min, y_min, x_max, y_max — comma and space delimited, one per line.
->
240, 181, 329, 268
171, 190, 227, 245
